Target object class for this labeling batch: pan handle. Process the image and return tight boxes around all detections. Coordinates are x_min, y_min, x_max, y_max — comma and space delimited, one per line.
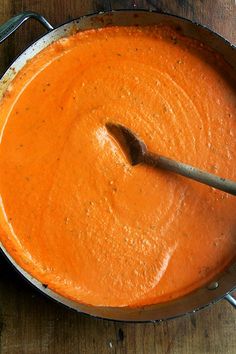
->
0, 11, 54, 44
225, 293, 236, 309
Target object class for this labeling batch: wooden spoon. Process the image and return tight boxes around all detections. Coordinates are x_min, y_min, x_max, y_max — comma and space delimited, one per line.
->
106, 123, 236, 196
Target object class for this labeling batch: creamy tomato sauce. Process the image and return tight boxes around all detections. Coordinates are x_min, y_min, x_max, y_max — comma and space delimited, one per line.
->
0, 26, 236, 307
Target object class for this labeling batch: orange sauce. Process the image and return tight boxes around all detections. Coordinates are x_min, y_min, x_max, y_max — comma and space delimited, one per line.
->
0, 26, 236, 307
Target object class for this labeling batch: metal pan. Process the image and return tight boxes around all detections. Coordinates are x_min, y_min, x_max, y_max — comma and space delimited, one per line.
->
0, 10, 235, 322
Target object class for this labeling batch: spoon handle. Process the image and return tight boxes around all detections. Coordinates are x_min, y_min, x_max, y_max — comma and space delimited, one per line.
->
144, 152, 236, 196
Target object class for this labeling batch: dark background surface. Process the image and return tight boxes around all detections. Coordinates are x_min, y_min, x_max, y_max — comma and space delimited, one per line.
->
0, 1, 236, 353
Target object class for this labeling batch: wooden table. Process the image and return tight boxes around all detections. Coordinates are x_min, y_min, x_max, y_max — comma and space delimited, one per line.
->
0, 1, 236, 353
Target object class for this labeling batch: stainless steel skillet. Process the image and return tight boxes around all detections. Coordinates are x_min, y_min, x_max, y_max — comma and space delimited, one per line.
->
0, 10, 235, 321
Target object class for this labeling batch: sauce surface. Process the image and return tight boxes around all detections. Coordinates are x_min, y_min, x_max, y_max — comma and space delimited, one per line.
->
0, 26, 236, 307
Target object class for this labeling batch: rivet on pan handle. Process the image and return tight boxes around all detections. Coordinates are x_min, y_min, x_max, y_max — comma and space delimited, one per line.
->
0, 11, 54, 44
225, 293, 236, 309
